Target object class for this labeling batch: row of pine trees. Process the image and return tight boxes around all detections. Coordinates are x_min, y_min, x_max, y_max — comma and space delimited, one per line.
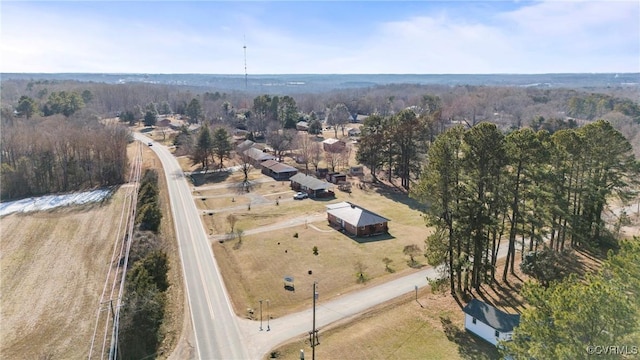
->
411, 120, 638, 295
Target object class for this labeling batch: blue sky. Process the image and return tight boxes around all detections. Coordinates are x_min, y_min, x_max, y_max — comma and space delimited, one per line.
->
1, 1, 638, 74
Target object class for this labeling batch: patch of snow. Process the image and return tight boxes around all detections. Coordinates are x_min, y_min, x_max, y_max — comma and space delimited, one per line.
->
0, 188, 114, 217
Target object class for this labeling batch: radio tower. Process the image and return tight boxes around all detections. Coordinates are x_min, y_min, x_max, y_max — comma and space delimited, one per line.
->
243, 35, 248, 89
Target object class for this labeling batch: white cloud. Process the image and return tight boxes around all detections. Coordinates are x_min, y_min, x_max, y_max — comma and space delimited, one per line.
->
1, 1, 638, 74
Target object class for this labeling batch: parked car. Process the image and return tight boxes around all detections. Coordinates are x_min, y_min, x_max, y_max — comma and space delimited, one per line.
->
293, 192, 308, 200
148, 142, 153, 146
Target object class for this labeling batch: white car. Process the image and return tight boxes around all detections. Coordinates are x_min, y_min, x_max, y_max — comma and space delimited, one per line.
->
293, 192, 308, 200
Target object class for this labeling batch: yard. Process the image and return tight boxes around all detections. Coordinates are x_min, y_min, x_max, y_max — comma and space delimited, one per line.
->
185, 163, 431, 318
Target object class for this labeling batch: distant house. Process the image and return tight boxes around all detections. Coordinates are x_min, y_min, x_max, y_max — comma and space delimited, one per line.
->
326, 202, 389, 237
347, 127, 361, 137
236, 139, 255, 153
157, 118, 172, 128
261, 159, 298, 180
289, 173, 334, 198
351, 114, 368, 123
322, 138, 346, 153
243, 147, 275, 166
463, 299, 520, 346
296, 121, 309, 131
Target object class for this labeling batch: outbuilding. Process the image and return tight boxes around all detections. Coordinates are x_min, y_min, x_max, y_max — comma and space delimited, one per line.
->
326, 202, 389, 237
463, 299, 520, 346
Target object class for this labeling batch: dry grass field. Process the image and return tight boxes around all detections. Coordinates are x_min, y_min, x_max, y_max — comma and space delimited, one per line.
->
267, 290, 500, 360
264, 242, 616, 360
0, 143, 184, 360
0, 189, 127, 359
183, 159, 431, 318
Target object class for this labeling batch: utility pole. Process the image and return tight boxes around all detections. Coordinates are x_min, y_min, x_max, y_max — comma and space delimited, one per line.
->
267, 299, 271, 331
259, 299, 263, 331
309, 282, 319, 360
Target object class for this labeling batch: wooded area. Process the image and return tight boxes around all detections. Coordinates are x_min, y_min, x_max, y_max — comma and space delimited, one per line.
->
412, 120, 638, 295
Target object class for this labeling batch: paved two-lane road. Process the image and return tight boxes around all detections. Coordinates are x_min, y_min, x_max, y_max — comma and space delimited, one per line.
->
135, 135, 248, 359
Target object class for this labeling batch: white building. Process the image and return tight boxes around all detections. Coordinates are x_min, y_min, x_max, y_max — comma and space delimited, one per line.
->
463, 299, 520, 346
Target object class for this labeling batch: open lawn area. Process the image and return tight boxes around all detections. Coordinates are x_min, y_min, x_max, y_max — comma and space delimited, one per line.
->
189, 167, 431, 318
268, 291, 500, 360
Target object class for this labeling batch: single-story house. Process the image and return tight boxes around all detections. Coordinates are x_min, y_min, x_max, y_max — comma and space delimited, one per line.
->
296, 121, 309, 131
261, 159, 298, 180
347, 127, 361, 137
322, 138, 346, 153
326, 202, 389, 237
463, 299, 520, 346
157, 118, 172, 128
236, 139, 255, 153
326, 172, 347, 184
243, 147, 276, 166
351, 114, 369, 123
289, 173, 335, 198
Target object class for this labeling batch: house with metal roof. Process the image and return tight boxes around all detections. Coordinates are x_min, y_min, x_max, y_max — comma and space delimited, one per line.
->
326, 202, 389, 237
243, 147, 276, 165
463, 299, 520, 346
290, 173, 334, 198
260, 159, 298, 180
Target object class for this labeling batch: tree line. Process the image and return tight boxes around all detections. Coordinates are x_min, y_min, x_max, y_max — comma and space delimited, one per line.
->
120, 169, 169, 359
411, 120, 639, 296
1, 116, 129, 200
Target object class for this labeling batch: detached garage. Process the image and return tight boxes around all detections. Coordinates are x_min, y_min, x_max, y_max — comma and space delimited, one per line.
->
463, 299, 520, 346
326, 202, 389, 237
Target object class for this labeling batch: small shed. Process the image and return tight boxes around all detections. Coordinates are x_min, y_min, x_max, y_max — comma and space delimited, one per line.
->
463, 299, 520, 346
326, 172, 347, 184
348, 166, 364, 176
296, 121, 309, 131
261, 159, 298, 180
326, 202, 389, 237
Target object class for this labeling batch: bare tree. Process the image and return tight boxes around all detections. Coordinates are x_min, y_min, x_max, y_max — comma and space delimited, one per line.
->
227, 214, 238, 232
309, 142, 323, 172
236, 150, 253, 191
294, 132, 313, 174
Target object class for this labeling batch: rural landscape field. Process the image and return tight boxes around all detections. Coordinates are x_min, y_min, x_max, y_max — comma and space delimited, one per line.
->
2, 1, 640, 359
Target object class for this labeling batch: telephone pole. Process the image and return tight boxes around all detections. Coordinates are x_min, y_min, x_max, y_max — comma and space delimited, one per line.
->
309, 282, 319, 360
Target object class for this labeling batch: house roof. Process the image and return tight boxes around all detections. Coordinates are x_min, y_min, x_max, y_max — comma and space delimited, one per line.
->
322, 138, 343, 145
262, 159, 298, 173
326, 202, 389, 227
244, 147, 275, 161
236, 140, 255, 152
463, 299, 520, 332
290, 173, 333, 190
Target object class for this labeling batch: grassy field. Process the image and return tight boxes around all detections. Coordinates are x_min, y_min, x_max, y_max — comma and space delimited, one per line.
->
183, 161, 432, 318
0, 143, 185, 360
267, 290, 500, 360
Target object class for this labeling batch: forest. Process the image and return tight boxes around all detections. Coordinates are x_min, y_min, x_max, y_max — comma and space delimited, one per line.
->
1, 77, 639, 201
